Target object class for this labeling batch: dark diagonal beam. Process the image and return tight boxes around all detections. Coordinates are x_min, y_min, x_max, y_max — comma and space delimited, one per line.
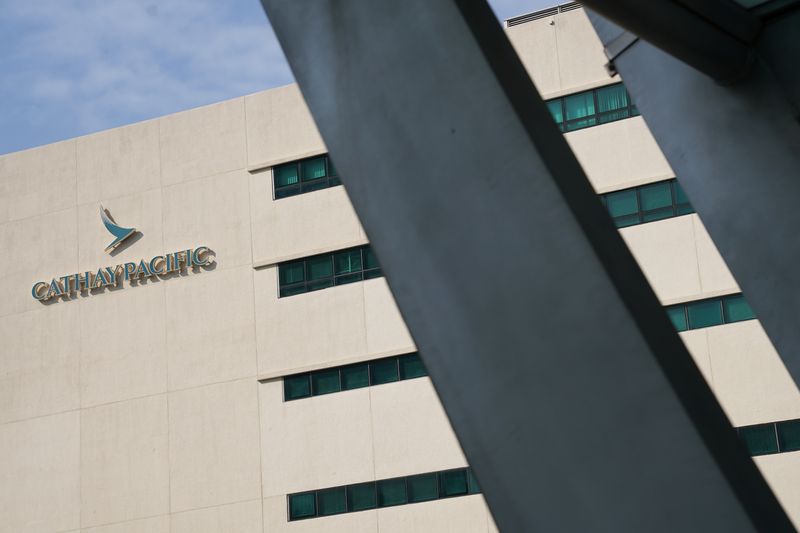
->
260, 1, 792, 531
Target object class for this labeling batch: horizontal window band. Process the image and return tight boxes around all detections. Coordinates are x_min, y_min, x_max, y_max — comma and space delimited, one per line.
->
600, 178, 695, 229
283, 352, 427, 401
288, 467, 480, 521
666, 293, 756, 332
277, 244, 382, 298
737, 418, 800, 457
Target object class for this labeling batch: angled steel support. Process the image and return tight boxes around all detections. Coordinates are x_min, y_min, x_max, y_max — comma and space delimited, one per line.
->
261, 1, 793, 531
580, 0, 761, 83
587, 9, 800, 399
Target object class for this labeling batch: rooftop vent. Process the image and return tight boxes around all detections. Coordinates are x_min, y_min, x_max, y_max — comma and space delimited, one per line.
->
506, 2, 582, 27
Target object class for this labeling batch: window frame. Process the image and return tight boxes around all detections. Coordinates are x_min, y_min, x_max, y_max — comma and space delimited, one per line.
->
272, 154, 342, 200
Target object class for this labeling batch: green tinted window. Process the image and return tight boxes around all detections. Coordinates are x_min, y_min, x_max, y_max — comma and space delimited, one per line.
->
317, 487, 346, 516
606, 189, 639, 227
546, 100, 563, 124
440, 470, 468, 497
284, 374, 311, 401
302, 157, 327, 181
687, 300, 724, 329
639, 181, 673, 222
666, 306, 688, 332
674, 181, 693, 215
377, 478, 407, 507
335, 249, 362, 275
289, 492, 316, 520
312, 369, 341, 396
341, 363, 370, 390
723, 294, 756, 323
565, 91, 595, 120
274, 163, 299, 187
307, 256, 333, 281
347, 482, 376, 511
467, 469, 481, 494
407, 473, 439, 503
596, 84, 628, 112
279, 262, 304, 286
364, 247, 379, 270
777, 420, 800, 452
399, 354, 427, 379
739, 424, 778, 455
371, 358, 399, 385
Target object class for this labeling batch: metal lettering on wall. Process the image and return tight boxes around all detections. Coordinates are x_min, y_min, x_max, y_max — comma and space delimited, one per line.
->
30, 205, 215, 302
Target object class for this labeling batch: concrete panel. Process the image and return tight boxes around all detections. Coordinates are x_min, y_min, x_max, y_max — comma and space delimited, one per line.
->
77, 119, 161, 203
755, 452, 800, 529
619, 215, 702, 304
165, 265, 256, 391
371, 378, 467, 480
506, 17, 561, 97
0, 139, 76, 224
249, 174, 365, 265
692, 216, 739, 295
708, 321, 800, 426
0, 207, 77, 318
262, 494, 378, 533
259, 379, 375, 496
363, 278, 415, 355
566, 117, 673, 194
163, 169, 252, 271
552, 9, 612, 94
81, 395, 170, 528
245, 84, 326, 169
77, 188, 164, 271
169, 378, 261, 512
170, 499, 263, 533
0, 411, 80, 533
160, 98, 246, 186
0, 303, 80, 423
679, 329, 713, 386
80, 281, 167, 407
81, 516, 170, 533
254, 268, 367, 376
377, 495, 489, 533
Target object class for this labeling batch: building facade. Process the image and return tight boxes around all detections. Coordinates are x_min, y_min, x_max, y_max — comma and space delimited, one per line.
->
1, 4, 799, 532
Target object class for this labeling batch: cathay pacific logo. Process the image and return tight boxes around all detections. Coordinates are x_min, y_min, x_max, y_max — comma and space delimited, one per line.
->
100, 205, 136, 253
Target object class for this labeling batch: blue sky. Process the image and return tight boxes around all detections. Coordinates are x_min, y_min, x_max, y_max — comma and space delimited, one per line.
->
0, 0, 552, 155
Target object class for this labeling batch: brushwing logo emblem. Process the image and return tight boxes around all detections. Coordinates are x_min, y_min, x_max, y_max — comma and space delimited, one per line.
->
100, 205, 136, 253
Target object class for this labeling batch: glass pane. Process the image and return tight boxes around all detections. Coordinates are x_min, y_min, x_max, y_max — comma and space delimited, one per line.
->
596, 84, 628, 112
546, 99, 563, 124
597, 109, 630, 124
440, 470, 468, 497
311, 368, 341, 396
328, 157, 338, 176
777, 420, 800, 452
613, 214, 640, 228
274, 163, 299, 187
275, 187, 299, 199
564, 91, 595, 120
301, 157, 327, 181
399, 354, 427, 380
317, 487, 346, 516
363, 247, 379, 270
370, 358, 399, 385
284, 374, 311, 401
723, 294, 756, 323
377, 478, 407, 507
280, 285, 307, 298
335, 249, 362, 275
641, 208, 673, 223
335, 273, 362, 286
565, 117, 596, 131
739, 424, 778, 455
639, 181, 672, 211
687, 300, 724, 329
289, 492, 316, 520
341, 363, 370, 390
407, 473, 439, 503
674, 181, 692, 214
347, 482, 376, 511
279, 262, 305, 286
467, 469, 481, 494
301, 180, 329, 193
364, 269, 383, 280
605, 189, 638, 219
307, 256, 333, 281
666, 306, 687, 332
307, 278, 334, 292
